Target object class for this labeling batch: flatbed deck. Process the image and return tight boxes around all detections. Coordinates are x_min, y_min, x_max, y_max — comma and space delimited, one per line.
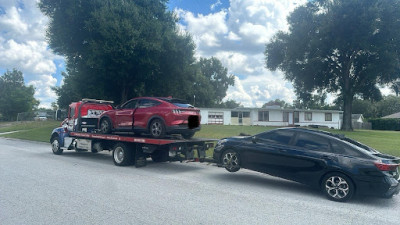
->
70, 132, 217, 145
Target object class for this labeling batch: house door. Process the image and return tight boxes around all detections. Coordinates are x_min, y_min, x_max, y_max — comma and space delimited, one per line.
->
294, 111, 299, 124
238, 112, 243, 125
288, 112, 293, 125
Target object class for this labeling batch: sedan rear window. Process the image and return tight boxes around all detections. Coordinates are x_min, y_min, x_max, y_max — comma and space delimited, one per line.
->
294, 133, 331, 152
331, 141, 367, 158
160, 98, 194, 108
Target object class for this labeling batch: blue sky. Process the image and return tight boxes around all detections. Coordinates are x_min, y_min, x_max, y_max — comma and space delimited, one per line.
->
2, 0, 390, 108
168, 0, 229, 14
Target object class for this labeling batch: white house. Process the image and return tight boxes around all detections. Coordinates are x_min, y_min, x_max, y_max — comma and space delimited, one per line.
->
199, 106, 342, 129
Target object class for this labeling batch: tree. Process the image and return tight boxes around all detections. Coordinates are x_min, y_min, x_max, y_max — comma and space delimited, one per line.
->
197, 57, 235, 105
391, 80, 400, 96
214, 99, 242, 109
262, 99, 290, 108
39, 0, 191, 105
265, 0, 400, 130
0, 69, 39, 120
40, 0, 234, 108
351, 98, 377, 119
376, 95, 400, 117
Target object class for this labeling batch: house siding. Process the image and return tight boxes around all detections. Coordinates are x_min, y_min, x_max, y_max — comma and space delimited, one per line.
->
199, 108, 342, 129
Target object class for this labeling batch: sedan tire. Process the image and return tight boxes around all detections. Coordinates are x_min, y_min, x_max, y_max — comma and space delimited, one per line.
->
222, 150, 240, 172
322, 173, 354, 202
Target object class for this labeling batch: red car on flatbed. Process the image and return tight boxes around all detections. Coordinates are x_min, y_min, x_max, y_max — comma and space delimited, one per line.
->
98, 97, 201, 139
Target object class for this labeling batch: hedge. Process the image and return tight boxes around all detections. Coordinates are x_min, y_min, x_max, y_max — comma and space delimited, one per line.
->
369, 118, 400, 131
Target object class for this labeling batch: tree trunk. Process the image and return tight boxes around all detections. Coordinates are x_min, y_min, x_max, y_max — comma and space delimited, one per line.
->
121, 85, 128, 104
341, 93, 353, 131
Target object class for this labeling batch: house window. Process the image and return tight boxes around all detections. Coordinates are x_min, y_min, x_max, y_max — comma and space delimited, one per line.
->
283, 112, 289, 122
325, 113, 332, 121
258, 111, 269, 121
305, 112, 312, 121
231, 111, 249, 118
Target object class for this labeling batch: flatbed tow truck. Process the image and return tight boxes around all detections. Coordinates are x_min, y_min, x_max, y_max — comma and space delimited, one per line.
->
50, 99, 215, 167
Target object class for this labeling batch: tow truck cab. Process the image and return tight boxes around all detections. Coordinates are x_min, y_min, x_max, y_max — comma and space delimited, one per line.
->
63, 99, 114, 132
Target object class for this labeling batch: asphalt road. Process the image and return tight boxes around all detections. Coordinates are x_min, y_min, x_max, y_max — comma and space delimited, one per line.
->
1, 138, 399, 225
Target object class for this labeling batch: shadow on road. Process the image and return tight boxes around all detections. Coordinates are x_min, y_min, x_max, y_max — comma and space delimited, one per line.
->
211, 171, 320, 197
57, 150, 205, 174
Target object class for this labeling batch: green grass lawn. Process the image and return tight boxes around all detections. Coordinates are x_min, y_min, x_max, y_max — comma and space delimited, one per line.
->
0, 120, 61, 142
1, 121, 399, 157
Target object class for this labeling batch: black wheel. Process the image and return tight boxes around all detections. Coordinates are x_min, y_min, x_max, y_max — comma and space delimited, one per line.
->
181, 132, 195, 139
51, 136, 63, 155
112, 143, 134, 166
151, 150, 169, 162
149, 119, 165, 138
322, 173, 354, 202
222, 150, 240, 172
100, 118, 112, 134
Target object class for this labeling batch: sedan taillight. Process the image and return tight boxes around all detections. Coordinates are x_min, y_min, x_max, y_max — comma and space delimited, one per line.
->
374, 162, 399, 171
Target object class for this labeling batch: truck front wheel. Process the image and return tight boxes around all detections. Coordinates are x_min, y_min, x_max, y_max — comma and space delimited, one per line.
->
112, 143, 134, 166
51, 136, 63, 155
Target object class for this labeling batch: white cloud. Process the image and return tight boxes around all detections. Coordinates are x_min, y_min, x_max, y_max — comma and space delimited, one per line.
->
210, 0, 222, 11
380, 86, 394, 96
0, 6, 28, 35
177, 9, 228, 48
226, 31, 241, 41
175, 0, 307, 106
225, 71, 295, 107
0, 0, 64, 108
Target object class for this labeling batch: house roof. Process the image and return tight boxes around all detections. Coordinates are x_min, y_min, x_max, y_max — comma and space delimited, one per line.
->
382, 112, 400, 119
339, 114, 363, 120
352, 114, 363, 120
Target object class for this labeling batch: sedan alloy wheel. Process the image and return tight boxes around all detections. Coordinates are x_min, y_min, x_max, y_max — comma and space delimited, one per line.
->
323, 173, 354, 202
222, 150, 240, 172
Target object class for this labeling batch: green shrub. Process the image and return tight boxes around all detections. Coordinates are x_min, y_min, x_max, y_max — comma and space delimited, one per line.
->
369, 118, 400, 131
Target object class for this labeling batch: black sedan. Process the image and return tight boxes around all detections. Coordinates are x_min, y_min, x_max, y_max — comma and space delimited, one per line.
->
213, 128, 400, 202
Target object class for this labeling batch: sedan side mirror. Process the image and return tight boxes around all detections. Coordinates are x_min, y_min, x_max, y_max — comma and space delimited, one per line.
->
252, 136, 257, 143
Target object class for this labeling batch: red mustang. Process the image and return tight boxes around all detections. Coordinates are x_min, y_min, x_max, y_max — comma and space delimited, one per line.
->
98, 97, 201, 139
